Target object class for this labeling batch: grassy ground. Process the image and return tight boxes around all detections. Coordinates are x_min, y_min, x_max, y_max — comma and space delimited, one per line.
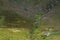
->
0, 28, 60, 40
0, 28, 30, 40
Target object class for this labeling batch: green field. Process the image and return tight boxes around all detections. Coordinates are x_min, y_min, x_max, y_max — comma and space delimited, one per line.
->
0, 28, 30, 40
0, 28, 60, 40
